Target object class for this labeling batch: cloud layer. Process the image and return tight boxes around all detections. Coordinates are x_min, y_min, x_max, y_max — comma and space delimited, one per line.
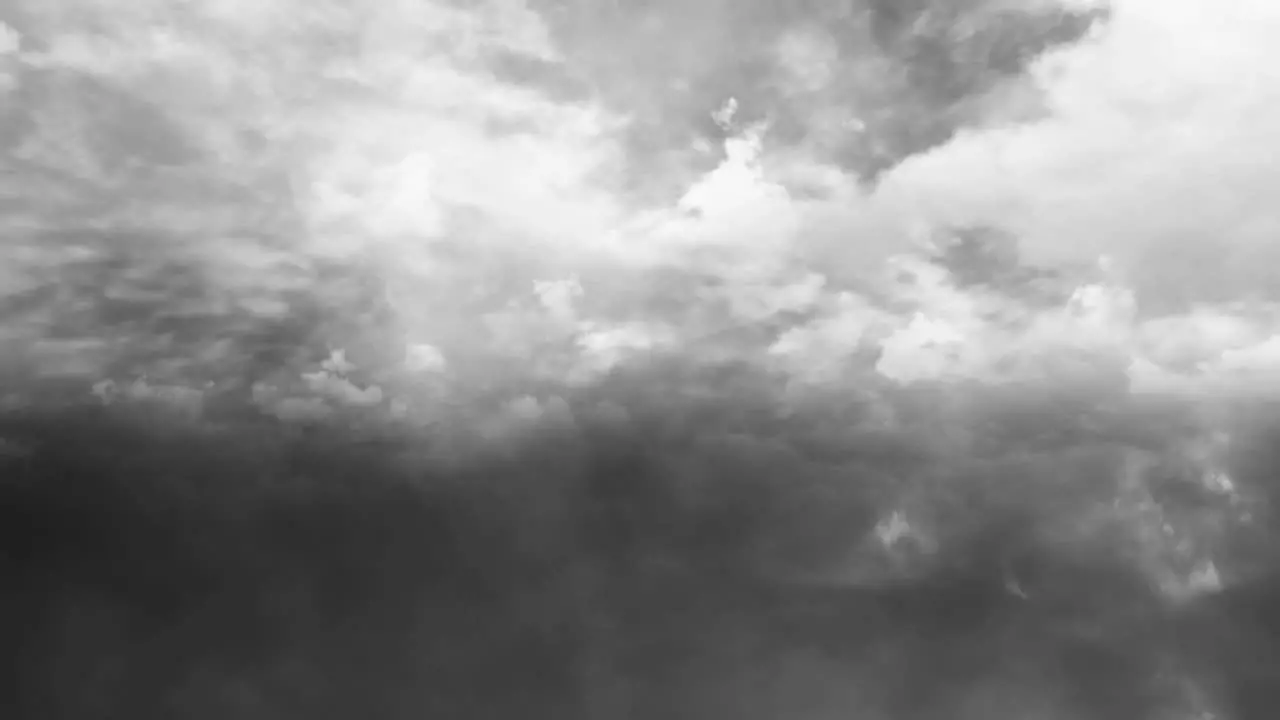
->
2, 0, 1280, 405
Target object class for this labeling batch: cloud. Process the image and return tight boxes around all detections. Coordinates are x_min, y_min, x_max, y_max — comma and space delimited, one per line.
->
872, 0, 1280, 311
0, 21, 17, 92
9, 0, 1280, 405
0, 22, 17, 54
8, 5, 1278, 645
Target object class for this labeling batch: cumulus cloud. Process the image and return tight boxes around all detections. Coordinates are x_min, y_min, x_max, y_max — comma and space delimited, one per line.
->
874, 0, 1280, 310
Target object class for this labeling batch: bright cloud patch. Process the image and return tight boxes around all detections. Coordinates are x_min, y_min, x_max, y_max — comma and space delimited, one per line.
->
874, 0, 1280, 311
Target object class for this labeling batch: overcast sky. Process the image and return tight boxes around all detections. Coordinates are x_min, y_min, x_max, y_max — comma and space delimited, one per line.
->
2, 0, 1279, 399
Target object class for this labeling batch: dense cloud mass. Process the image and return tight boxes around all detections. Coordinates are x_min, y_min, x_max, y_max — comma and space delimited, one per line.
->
3, 0, 1280, 718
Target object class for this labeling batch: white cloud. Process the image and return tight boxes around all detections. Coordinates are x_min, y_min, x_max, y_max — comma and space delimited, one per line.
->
534, 277, 584, 324
768, 292, 891, 383
0, 21, 19, 55
1216, 336, 1280, 375
405, 343, 447, 373
872, 0, 1280, 298
1136, 307, 1270, 368
877, 313, 970, 383
664, 124, 802, 265
573, 321, 674, 379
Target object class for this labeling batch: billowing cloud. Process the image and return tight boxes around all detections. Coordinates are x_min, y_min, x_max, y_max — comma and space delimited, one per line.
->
874, 0, 1280, 313
4, 0, 1280, 410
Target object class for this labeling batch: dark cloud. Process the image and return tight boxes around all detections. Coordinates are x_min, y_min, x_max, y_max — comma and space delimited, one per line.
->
1, 370, 1276, 719
2, 5, 1280, 715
